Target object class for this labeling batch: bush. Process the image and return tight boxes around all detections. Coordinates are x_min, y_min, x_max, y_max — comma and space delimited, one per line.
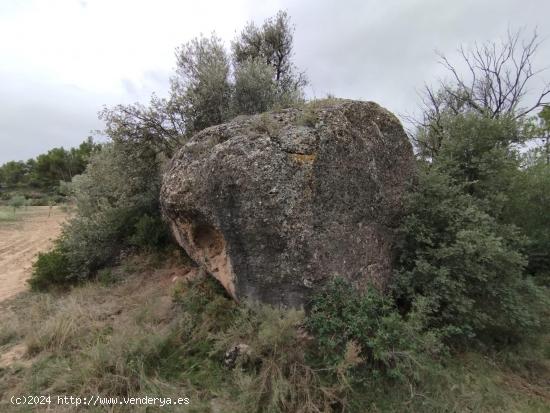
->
59, 206, 140, 280
30, 143, 165, 289
129, 213, 171, 250
8, 194, 25, 213
306, 278, 444, 384
505, 157, 550, 281
29, 248, 71, 290
394, 166, 547, 347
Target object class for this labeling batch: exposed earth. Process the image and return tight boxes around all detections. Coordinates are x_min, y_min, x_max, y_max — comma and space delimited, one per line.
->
0, 206, 67, 302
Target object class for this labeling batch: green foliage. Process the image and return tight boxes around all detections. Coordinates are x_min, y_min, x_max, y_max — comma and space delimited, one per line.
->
30, 143, 166, 288
129, 213, 171, 250
434, 114, 522, 208
99, 11, 306, 164
8, 195, 25, 213
214, 305, 343, 412
174, 34, 233, 134
398, 113, 549, 347
0, 137, 100, 191
395, 162, 546, 346
29, 248, 71, 290
232, 10, 306, 101
6, 258, 550, 412
307, 278, 444, 383
505, 157, 550, 281
6, 23, 550, 412
233, 58, 277, 115
0, 161, 28, 187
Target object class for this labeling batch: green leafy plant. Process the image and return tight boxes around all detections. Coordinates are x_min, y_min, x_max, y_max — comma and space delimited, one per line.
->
29, 248, 71, 290
129, 213, 170, 250
8, 195, 25, 214
307, 278, 444, 383
394, 165, 547, 347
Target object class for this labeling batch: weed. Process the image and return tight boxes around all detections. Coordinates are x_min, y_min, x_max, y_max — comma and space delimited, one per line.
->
252, 112, 282, 137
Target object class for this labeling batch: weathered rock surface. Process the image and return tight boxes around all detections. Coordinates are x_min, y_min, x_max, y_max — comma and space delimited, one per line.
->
161, 99, 415, 307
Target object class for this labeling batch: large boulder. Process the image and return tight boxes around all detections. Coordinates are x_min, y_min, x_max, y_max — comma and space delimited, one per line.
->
161, 99, 415, 307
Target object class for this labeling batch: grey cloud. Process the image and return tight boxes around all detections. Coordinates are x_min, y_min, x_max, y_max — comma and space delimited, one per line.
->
0, 76, 108, 163
282, 0, 550, 117
1, 0, 549, 164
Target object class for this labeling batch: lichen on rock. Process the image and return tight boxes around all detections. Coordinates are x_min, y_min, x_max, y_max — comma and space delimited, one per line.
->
161, 99, 415, 307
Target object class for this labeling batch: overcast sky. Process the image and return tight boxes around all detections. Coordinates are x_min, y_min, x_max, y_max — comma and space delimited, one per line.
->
1, 0, 549, 163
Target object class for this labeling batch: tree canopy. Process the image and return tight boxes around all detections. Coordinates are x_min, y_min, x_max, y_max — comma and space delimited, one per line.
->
100, 10, 306, 158
0, 138, 101, 190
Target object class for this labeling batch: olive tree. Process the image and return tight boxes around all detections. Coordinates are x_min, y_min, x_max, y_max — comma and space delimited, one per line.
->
232, 10, 307, 107
233, 58, 277, 115
173, 34, 232, 133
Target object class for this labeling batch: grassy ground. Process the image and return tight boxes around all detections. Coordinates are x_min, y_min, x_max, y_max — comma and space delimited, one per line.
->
0, 252, 548, 412
0, 207, 21, 223
0, 205, 69, 223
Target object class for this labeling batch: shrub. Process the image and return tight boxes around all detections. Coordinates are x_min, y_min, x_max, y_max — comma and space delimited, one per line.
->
394, 166, 547, 347
214, 304, 346, 412
29, 248, 71, 290
8, 195, 25, 213
505, 157, 550, 282
306, 278, 444, 384
129, 213, 171, 250
30, 143, 165, 289
59, 206, 140, 280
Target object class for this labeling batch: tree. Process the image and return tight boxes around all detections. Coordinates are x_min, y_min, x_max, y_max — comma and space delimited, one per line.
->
395, 108, 548, 345
100, 95, 185, 158
174, 34, 232, 134
395, 164, 544, 346
0, 161, 28, 187
100, 10, 306, 159
232, 10, 306, 104
0, 138, 100, 190
233, 58, 277, 115
47, 141, 162, 282
100, 34, 232, 156
419, 113, 521, 214
413, 29, 550, 158
505, 149, 550, 280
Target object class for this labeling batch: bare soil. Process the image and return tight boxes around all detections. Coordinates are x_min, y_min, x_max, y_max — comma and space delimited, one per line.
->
0, 206, 67, 302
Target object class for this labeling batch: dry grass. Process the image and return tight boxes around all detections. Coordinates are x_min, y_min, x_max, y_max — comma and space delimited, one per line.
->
0, 252, 196, 412
0, 251, 549, 412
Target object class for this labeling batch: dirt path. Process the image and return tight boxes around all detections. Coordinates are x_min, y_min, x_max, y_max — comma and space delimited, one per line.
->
0, 206, 67, 302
